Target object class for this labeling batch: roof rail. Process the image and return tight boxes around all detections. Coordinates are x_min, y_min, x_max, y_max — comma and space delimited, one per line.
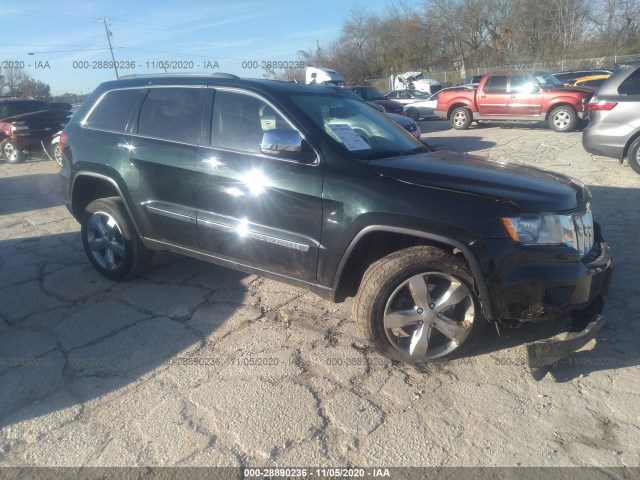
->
118, 72, 240, 80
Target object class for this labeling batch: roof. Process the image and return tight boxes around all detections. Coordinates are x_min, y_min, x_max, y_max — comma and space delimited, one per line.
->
95, 73, 354, 97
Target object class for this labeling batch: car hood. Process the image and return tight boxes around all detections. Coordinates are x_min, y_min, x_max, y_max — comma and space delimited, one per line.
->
368, 151, 589, 212
373, 99, 404, 111
385, 112, 413, 127
0, 108, 70, 123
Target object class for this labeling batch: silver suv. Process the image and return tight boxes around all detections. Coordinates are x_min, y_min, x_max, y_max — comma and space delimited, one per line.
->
582, 61, 640, 174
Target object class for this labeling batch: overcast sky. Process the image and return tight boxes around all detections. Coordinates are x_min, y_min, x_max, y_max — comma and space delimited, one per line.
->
0, 0, 389, 95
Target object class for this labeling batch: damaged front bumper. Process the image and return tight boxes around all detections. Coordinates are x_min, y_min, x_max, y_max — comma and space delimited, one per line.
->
526, 296, 605, 377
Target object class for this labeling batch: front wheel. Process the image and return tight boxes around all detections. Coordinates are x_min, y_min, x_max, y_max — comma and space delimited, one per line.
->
548, 106, 577, 132
450, 107, 472, 130
81, 197, 154, 281
1, 140, 25, 164
406, 107, 420, 121
354, 246, 485, 363
628, 137, 640, 175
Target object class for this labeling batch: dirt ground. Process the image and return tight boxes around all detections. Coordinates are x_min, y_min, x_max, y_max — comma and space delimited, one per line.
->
0, 120, 639, 469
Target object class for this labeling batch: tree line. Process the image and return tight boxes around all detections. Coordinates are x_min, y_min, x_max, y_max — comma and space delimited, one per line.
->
287, 0, 640, 84
0, 67, 52, 99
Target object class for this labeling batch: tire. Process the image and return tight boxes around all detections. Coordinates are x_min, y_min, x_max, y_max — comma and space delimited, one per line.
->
81, 197, 154, 281
354, 246, 485, 363
628, 137, 640, 175
450, 107, 472, 130
406, 107, 420, 121
53, 144, 63, 167
1, 139, 25, 164
548, 105, 577, 132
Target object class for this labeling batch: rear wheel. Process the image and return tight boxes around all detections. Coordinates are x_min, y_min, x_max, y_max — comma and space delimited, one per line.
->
628, 137, 640, 175
450, 107, 472, 130
548, 105, 577, 132
81, 197, 154, 281
354, 246, 485, 363
1, 140, 25, 164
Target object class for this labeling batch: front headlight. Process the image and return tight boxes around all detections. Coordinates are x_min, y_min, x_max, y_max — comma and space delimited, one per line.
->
502, 214, 576, 247
502, 207, 594, 256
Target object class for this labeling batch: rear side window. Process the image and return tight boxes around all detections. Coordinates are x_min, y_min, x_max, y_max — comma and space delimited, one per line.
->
484, 75, 508, 94
618, 69, 640, 95
137, 87, 204, 144
84, 89, 146, 133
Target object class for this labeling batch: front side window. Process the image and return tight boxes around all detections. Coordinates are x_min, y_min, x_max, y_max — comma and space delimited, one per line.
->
211, 90, 292, 153
84, 89, 146, 133
137, 87, 204, 144
510, 75, 539, 94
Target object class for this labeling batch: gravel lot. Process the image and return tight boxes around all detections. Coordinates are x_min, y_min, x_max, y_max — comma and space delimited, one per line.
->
0, 120, 639, 468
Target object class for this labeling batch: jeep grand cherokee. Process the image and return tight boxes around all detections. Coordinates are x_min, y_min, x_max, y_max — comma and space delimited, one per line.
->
59, 74, 613, 365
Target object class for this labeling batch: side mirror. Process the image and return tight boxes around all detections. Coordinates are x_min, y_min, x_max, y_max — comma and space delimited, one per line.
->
260, 128, 316, 163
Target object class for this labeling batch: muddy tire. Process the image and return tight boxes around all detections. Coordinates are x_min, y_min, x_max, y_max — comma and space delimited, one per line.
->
354, 246, 485, 363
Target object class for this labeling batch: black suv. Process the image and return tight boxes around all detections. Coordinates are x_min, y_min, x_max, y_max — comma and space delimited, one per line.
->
60, 74, 613, 365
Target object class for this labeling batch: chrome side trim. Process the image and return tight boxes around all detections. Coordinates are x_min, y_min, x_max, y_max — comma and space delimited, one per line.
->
145, 205, 197, 224
198, 218, 310, 252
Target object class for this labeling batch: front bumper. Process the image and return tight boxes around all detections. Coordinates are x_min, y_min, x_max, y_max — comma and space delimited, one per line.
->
484, 236, 613, 323
526, 296, 605, 371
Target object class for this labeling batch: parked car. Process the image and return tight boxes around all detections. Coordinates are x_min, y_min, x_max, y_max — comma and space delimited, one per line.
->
333, 86, 422, 138
582, 61, 640, 174
344, 85, 405, 114
60, 74, 612, 365
384, 89, 431, 104
569, 74, 611, 89
45, 104, 81, 166
435, 71, 595, 132
0, 98, 71, 163
459, 75, 484, 86
552, 69, 614, 86
404, 86, 476, 120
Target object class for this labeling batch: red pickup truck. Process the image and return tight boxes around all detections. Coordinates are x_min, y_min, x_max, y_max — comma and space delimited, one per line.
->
435, 71, 595, 132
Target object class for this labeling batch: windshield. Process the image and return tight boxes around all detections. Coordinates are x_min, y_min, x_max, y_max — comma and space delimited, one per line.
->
357, 87, 386, 101
408, 90, 429, 97
290, 94, 425, 159
534, 71, 565, 88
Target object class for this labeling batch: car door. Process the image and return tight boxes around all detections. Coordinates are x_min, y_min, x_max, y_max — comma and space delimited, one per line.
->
478, 75, 510, 115
122, 86, 205, 248
196, 88, 324, 282
507, 74, 543, 117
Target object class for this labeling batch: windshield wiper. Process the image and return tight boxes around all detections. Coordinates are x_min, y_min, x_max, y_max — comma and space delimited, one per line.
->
355, 147, 429, 160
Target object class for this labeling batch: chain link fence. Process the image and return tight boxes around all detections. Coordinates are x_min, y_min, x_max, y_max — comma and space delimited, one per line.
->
368, 53, 640, 90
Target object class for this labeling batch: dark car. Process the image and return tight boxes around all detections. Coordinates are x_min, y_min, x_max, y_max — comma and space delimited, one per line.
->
60, 74, 613, 366
582, 61, 640, 174
551, 69, 614, 86
344, 85, 405, 114
0, 98, 71, 163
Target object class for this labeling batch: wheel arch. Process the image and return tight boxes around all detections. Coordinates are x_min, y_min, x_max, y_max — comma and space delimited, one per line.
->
71, 172, 143, 237
447, 101, 474, 119
622, 130, 640, 162
544, 100, 578, 121
332, 226, 496, 322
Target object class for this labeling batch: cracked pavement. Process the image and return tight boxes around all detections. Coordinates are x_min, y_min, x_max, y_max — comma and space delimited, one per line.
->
0, 122, 639, 468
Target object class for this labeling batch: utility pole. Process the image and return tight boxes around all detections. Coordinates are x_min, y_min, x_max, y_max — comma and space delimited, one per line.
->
99, 17, 119, 79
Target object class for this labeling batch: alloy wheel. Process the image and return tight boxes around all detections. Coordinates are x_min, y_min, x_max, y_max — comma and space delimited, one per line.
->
85, 211, 126, 271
